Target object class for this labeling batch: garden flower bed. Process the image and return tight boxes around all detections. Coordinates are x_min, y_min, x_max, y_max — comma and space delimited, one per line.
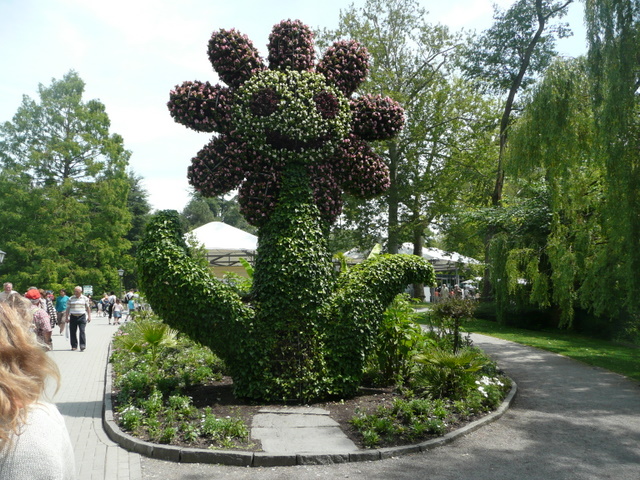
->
109, 306, 512, 451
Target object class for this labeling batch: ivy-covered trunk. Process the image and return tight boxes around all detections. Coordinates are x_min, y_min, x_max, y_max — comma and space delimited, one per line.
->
245, 162, 334, 400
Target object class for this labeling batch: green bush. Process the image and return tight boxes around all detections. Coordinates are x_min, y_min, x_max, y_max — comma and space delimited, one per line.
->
363, 294, 430, 386
201, 409, 249, 442
114, 368, 155, 402
111, 317, 226, 399
412, 347, 488, 400
118, 405, 144, 432
167, 395, 195, 418
430, 298, 477, 353
350, 397, 449, 448
349, 365, 512, 447
111, 322, 250, 449
159, 427, 178, 444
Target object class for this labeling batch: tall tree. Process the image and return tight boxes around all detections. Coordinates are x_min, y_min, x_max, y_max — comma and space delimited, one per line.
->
504, 57, 595, 327
321, 0, 498, 267
462, 0, 573, 298
0, 71, 132, 293
585, 0, 640, 322
122, 172, 153, 288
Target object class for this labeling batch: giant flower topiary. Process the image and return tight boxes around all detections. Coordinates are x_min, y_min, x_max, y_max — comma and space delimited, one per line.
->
138, 20, 434, 401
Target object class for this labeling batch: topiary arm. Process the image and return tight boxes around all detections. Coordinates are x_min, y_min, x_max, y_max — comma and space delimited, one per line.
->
323, 254, 435, 396
136, 210, 254, 369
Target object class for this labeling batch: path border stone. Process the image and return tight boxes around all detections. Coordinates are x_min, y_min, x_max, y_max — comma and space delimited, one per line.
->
102, 343, 518, 467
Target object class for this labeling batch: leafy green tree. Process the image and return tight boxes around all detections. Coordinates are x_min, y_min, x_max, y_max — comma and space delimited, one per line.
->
502, 58, 594, 327
320, 0, 498, 293
122, 172, 153, 289
585, 0, 640, 326
461, 0, 574, 298
0, 71, 132, 293
181, 193, 255, 233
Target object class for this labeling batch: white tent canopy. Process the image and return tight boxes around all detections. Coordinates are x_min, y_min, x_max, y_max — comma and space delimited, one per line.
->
187, 221, 258, 267
397, 243, 481, 272
345, 243, 481, 272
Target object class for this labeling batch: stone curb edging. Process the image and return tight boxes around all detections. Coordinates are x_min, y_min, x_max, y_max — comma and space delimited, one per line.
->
102, 343, 518, 467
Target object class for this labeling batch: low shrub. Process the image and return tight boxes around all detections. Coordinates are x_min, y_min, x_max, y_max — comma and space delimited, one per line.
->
110, 317, 250, 449
349, 370, 511, 448
201, 408, 249, 442
411, 347, 489, 400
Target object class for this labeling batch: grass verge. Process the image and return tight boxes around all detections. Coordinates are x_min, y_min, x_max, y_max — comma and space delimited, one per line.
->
461, 318, 640, 382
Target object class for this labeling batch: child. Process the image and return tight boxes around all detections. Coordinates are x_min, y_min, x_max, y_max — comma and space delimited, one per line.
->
112, 298, 124, 326
125, 295, 135, 322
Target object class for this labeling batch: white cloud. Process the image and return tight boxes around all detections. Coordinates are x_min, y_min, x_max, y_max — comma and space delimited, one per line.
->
142, 177, 193, 213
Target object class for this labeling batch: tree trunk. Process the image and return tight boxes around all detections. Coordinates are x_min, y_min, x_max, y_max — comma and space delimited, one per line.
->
412, 224, 425, 301
387, 141, 401, 254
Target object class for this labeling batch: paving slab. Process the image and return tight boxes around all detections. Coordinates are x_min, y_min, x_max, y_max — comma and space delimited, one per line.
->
252, 407, 358, 454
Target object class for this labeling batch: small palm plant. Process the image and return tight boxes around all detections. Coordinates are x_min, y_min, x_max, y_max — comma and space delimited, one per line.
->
412, 347, 488, 400
115, 313, 178, 363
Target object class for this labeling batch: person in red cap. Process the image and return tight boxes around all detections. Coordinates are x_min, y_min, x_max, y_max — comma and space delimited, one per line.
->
25, 287, 53, 351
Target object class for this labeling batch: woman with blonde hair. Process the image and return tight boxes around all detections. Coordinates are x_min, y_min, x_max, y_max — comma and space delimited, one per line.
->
0, 298, 76, 479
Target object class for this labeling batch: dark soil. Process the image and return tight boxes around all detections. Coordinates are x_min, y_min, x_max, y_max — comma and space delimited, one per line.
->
112, 376, 488, 451
183, 377, 403, 450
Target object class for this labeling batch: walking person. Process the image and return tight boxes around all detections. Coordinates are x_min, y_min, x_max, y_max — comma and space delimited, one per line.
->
112, 298, 123, 325
441, 284, 449, 301
97, 293, 107, 317
25, 288, 53, 351
64, 286, 92, 352
106, 291, 116, 325
39, 289, 57, 330
125, 293, 136, 322
55, 289, 70, 335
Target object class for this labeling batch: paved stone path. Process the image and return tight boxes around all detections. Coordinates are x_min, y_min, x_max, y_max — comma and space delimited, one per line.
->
252, 406, 358, 454
47, 316, 142, 480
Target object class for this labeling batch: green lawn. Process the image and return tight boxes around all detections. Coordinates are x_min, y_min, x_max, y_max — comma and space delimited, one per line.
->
463, 318, 640, 382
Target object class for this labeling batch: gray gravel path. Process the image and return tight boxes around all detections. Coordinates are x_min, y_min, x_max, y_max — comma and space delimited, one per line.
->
140, 334, 640, 480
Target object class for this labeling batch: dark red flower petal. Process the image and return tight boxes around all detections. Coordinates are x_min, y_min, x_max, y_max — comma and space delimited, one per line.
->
208, 29, 265, 88
168, 81, 233, 133
267, 19, 315, 72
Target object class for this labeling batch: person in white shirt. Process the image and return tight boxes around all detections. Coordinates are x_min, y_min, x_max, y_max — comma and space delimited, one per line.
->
64, 286, 92, 352
0, 298, 76, 479
0, 282, 17, 301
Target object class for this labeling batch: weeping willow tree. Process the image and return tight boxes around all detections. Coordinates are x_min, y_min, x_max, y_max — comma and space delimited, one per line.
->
497, 0, 640, 340
502, 58, 597, 327
585, 0, 640, 328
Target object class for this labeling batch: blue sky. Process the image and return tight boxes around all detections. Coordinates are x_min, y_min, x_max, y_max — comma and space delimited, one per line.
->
0, 0, 586, 212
